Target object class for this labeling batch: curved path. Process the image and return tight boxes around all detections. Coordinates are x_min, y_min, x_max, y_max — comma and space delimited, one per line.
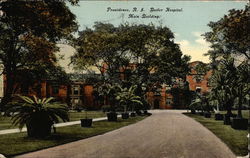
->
15, 110, 235, 158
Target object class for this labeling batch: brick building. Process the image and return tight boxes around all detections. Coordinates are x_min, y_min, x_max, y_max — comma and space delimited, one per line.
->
186, 61, 212, 93
145, 61, 212, 109
3, 61, 212, 109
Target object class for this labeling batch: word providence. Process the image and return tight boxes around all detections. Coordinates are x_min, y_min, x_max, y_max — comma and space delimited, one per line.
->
107, 7, 130, 12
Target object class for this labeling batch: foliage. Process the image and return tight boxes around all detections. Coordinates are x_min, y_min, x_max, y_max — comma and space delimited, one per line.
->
204, 5, 249, 59
0, 0, 78, 108
188, 92, 212, 112
6, 95, 69, 130
204, 5, 250, 117
71, 22, 190, 99
116, 85, 143, 112
97, 83, 122, 111
192, 62, 210, 83
209, 57, 250, 117
71, 22, 124, 81
189, 98, 202, 111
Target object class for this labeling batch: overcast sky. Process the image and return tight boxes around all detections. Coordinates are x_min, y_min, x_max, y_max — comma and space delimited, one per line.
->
58, 0, 248, 73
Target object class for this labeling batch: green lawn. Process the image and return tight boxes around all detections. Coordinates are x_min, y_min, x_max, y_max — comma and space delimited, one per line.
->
0, 111, 106, 130
68, 111, 106, 121
184, 111, 249, 156
0, 115, 13, 130
219, 110, 249, 118
0, 116, 147, 157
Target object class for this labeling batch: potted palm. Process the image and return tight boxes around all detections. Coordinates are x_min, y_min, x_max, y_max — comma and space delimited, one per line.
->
189, 98, 202, 115
231, 62, 249, 130
116, 86, 142, 119
98, 83, 120, 122
189, 105, 196, 114
202, 95, 212, 118
213, 98, 223, 120
80, 105, 92, 127
6, 95, 69, 138
214, 108, 223, 120
210, 91, 223, 120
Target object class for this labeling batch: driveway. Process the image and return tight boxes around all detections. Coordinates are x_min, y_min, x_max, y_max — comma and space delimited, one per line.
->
15, 110, 235, 158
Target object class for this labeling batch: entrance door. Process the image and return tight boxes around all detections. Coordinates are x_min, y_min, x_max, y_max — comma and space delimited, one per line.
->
154, 99, 160, 109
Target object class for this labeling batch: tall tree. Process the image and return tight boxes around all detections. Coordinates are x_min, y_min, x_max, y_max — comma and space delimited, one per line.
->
71, 23, 190, 99
0, 0, 78, 109
71, 22, 128, 82
204, 4, 249, 117
204, 4, 250, 59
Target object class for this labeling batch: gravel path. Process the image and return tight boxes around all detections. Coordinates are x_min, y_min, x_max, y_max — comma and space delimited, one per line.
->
15, 110, 235, 158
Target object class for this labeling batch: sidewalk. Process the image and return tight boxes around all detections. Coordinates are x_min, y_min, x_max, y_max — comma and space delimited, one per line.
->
0, 116, 121, 135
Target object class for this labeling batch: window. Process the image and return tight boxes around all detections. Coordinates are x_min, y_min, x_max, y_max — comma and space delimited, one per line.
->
196, 87, 201, 93
193, 75, 202, 83
72, 85, 80, 95
72, 98, 79, 104
52, 85, 59, 94
154, 88, 161, 96
196, 78, 201, 83
74, 87, 79, 95
166, 98, 172, 105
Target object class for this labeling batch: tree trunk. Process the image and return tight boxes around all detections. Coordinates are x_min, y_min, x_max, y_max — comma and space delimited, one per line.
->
237, 91, 243, 118
225, 100, 233, 116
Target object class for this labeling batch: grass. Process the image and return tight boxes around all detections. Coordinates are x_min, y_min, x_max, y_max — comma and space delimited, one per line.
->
68, 111, 106, 121
184, 110, 249, 156
0, 111, 106, 130
0, 115, 14, 130
0, 116, 147, 157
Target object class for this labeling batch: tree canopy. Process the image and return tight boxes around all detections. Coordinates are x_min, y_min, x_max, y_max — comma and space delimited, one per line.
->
203, 4, 250, 115
0, 0, 78, 108
204, 4, 250, 60
71, 22, 190, 91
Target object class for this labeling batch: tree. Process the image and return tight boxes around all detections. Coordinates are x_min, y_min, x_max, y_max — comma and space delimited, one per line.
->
192, 62, 210, 84
204, 4, 249, 119
209, 57, 249, 117
227, 59, 250, 118
71, 22, 127, 82
0, 0, 78, 109
209, 60, 235, 116
118, 23, 190, 89
72, 22, 190, 101
204, 4, 249, 59
97, 83, 122, 111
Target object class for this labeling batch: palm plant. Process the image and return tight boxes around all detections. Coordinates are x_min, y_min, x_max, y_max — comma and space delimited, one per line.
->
208, 88, 220, 113
189, 98, 202, 113
6, 95, 69, 138
98, 83, 121, 111
233, 61, 249, 118
209, 65, 235, 116
116, 85, 143, 113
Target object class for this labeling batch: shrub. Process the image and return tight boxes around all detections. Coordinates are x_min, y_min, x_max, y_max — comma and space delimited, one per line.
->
6, 95, 69, 138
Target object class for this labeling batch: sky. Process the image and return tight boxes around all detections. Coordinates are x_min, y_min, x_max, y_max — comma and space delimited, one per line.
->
58, 0, 248, 73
